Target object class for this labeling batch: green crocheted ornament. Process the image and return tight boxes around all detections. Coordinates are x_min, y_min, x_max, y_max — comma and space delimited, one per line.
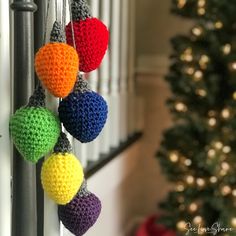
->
9, 86, 60, 163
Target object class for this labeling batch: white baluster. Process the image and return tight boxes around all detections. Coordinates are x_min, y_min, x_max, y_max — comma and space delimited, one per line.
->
0, 1, 11, 236
110, 0, 121, 147
71, 74, 89, 169
119, 0, 129, 142
86, 0, 101, 162
99, 0, 111, 154
43, 1, 61, 236
127, 0, 137, 136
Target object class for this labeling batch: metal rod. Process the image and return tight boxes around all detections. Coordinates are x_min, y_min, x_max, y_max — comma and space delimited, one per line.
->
0, 0, 11, 235
10, 1, 38, 236
34, 1, 46, 235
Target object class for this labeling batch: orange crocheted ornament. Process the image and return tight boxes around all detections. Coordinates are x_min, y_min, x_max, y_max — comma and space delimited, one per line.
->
35, 42, 79, 98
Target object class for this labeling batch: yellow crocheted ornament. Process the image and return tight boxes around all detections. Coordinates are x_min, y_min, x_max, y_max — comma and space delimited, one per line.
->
41, 152, 84, 205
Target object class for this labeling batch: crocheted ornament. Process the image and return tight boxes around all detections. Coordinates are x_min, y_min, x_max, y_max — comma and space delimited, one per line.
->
35, 21, 79, 98
58, 76, 108, 143
9, 86, 60, 163
41, 133, 84, 205
58, 181, 102, 236
66, 0, 109, 72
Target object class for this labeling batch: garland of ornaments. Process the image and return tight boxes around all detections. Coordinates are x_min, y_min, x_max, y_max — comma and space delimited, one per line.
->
9, 0, 109, 235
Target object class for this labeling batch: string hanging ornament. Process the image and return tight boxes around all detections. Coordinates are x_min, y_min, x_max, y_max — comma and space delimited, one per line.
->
66, 0, 109, 72
58, 181, 102, 236
41, 132, 84, 205
35, 21, 79, 98
9, 85, 61, 163
58, 75, 108, 143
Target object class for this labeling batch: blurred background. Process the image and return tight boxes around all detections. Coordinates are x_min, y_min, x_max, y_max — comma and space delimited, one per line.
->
1, 0, 236, 236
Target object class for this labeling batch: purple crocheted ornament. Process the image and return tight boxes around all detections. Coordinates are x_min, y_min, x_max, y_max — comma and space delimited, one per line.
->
58, 183, 102, 236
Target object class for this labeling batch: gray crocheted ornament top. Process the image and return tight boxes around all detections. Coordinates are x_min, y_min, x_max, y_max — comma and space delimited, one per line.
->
71, 0, 92, 21
77, 181, 91, 197
73, 75, 92, 93
54, 132, 72, 153
50, 21, 66, 43
27, 85, 46, 107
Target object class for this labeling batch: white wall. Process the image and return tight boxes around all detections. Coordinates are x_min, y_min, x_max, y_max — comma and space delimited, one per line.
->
135, 0, 192, 74
86, 140, 144, 236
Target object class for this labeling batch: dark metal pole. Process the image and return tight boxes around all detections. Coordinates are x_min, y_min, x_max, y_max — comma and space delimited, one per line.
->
34, 1, 46, 236
10, 1, 38, 236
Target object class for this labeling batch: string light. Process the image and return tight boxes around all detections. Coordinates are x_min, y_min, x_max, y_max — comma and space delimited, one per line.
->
198, 0, 206, 7
221, 185, 232, 196
194, 70, 203, 81
215, 21, 223, 29
184, 159, 192, 166
231, 218, 236, 227
186, 175, 195, 185
229, 62, 236, 71
208, 118, 217, 127
221, 162, 230, 172
196, 89, 207, 97
207, 149, 216, 158
176, 184, 185, 192
219, 169, 227, 177
222, 44, 231, 55
177, 0, 187, 8
177, 221, 187, 231
199, 55, 209, 69
197, 0, 206, 15
185, 67, 195, 75
233, 92, 236, 100
210, 176, 218, 183
198, 7, 205, 15
214, 141, 223, 149
193, 216, 203, 225
169, 152, 179, 162
189, 202, 198, 212
192, 26, 203, 37
221, 108, 231, 119
175, 102, 188, 112
196, 178, 205, 188
181, 48, 193, 62
232, 189, 236, 197
222, 146, 231, 154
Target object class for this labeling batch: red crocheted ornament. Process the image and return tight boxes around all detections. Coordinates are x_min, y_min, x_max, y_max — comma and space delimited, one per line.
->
66, 18, 109, 73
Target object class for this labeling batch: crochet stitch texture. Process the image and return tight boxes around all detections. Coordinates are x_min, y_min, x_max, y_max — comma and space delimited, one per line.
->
58, 90, 108, 143
58, 190, 102, 236
9, 107, 60, 163
35, 42, 79, 98
41, 152, 84, 205
66, 18, 109, 72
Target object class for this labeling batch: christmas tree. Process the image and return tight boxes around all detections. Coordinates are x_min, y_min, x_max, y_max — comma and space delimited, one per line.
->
156, 0, 236, 235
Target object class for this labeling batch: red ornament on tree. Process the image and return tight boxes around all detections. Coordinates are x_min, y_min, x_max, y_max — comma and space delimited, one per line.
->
136, 215, 176, 236
66, 0, 109, 73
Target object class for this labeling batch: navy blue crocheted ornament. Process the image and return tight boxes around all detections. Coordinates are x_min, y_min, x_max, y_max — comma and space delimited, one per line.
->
58, 76, 108, 143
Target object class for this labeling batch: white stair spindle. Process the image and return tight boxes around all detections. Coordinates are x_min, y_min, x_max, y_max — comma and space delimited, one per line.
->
87, 0, 100, 162
0, 1, 11, 235
110, 0, 121, 147
99, 0, 111, 154
128, 0, 137, 136
43, 1, 61, 236
71, 73, 89, 168
119, 0, 129, 142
